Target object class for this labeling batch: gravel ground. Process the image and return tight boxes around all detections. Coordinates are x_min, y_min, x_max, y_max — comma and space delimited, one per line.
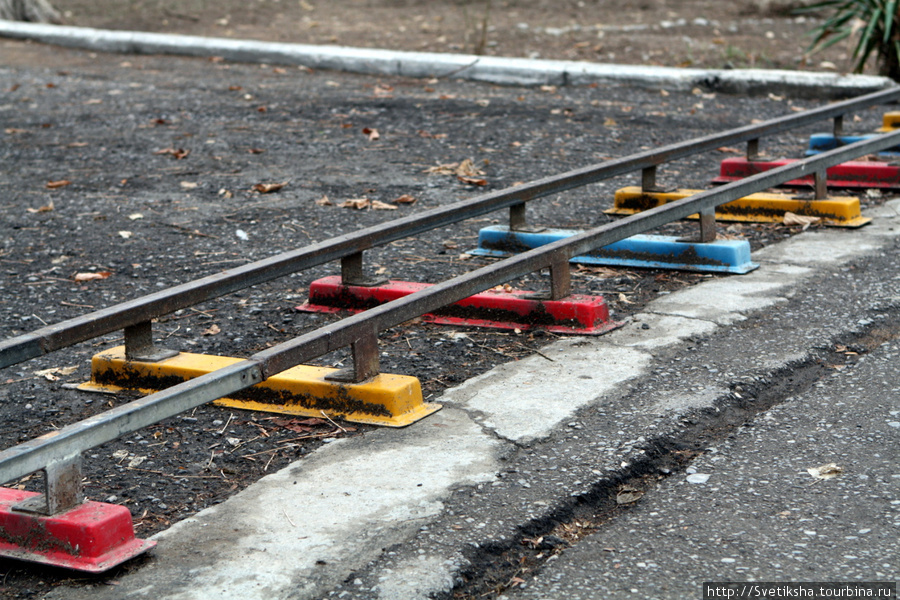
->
0, 38, 896, 599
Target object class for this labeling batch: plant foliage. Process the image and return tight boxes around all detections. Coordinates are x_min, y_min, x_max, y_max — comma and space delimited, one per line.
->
798, 0, 900, 80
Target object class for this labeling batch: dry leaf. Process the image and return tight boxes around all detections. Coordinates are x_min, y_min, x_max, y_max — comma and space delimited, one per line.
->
316, 195, 332, 206
46, 180, 71, 189
118, 231, 133, 239
373, 85, 393, 98
362, 127, 380, 141
26, 201, 54, 214
455, 158, 485, 178
154, 148, 190, 159
540, 85, 558, 93
74, 271, 112, 282
371, 200, 397, 210
253, 181, 288, 194
425, 162, 459, 175
783, 212, 821, 228
457, 253, 473, 261
616, 485, 644, 505
808, 463, 843, 480
604, 117, 617, 127
34, 366, 78, 381
180, 181, 199, 190
717, 147, 743, 154
339, 198, 371, 210
457, 176, 487, 186
618, 293, 633, 304
202, 324, 221, 336
394, 194, 417, 204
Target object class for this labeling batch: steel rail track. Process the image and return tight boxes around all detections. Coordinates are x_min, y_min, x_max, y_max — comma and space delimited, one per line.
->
1, 92, 900, 502
2, 86, 899, 370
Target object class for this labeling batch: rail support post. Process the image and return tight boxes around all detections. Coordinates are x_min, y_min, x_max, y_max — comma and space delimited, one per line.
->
13, 455, 83, 515
124, 321, 178, 362
341, 251, 387, 287
747, 138, 760, 161
325, 326, 380, 383
509, 202, 544, 233
678, 207, 717, 243
549, 250, 572, 301
641, 165, 671, 193
814, 169, 828, 200
833, 115, 844, 139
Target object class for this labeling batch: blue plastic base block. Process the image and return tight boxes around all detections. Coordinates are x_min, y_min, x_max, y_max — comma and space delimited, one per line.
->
468, 226, 758, 274
805, 133, 900, 156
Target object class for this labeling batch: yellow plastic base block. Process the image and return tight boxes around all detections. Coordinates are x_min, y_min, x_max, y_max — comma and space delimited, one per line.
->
77, 346, 440, 427
605, 186, 870, 227
877, 111, 900, 132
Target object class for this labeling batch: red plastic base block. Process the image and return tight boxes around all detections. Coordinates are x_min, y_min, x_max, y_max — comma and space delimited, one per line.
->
712, 157, 900, 189
0, 487, 155, 573
297, 276, 622, 335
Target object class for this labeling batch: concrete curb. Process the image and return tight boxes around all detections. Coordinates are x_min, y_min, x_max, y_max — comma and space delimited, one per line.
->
1, 20, 896, 97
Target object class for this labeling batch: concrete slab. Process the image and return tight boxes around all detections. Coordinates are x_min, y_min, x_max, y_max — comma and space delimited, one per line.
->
647, 264, 812, 325
607, 313, 719, 350
440, 340, 651, 444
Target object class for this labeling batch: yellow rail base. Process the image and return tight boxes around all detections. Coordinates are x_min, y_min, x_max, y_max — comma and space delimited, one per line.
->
77, 346, 440, 428
877, 111, 900, 132
605, 186, 870, 228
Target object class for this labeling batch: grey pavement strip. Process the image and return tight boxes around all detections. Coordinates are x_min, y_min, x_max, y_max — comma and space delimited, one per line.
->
45, 199, 900, 600
503, 309, 900, 599
0, 20, 895, 97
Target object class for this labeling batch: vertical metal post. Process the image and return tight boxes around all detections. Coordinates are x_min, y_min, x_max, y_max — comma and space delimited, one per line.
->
125, 321, 178, 362
698, 208, 717, 242
678, 207, 717, 243
814, 169, 828, 200
13, 455, 83, 515
350, 330, 380, 382
325, 326, 380, 383
641, 165, 657, 192
833, 115, 844, 139
549, 251, 571, 301
747, 138, 760, 161
341, 251, 386, 287
510, 203, 527, 231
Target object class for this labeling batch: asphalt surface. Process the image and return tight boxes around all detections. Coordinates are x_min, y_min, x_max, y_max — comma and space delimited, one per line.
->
1, 26, 899, 600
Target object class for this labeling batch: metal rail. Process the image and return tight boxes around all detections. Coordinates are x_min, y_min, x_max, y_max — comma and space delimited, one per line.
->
2, 129, 900, 488
2, 86, 900, 370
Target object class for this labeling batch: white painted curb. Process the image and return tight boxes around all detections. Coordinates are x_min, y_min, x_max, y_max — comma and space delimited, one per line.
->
1, 20, 895, 97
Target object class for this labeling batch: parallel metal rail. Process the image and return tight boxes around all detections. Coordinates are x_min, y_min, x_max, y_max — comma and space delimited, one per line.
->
1, 88, 900, 505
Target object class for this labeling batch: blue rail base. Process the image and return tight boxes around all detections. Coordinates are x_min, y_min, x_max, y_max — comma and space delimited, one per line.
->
468, 226, 759, 274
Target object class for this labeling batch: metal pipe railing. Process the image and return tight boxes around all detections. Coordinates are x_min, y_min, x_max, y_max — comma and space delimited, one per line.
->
2, 129, 900, 485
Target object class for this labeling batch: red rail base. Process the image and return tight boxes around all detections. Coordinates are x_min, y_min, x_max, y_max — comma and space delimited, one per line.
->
0, 488, 154, 573
297, 276, 622, 335
712, 157, 900, 189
